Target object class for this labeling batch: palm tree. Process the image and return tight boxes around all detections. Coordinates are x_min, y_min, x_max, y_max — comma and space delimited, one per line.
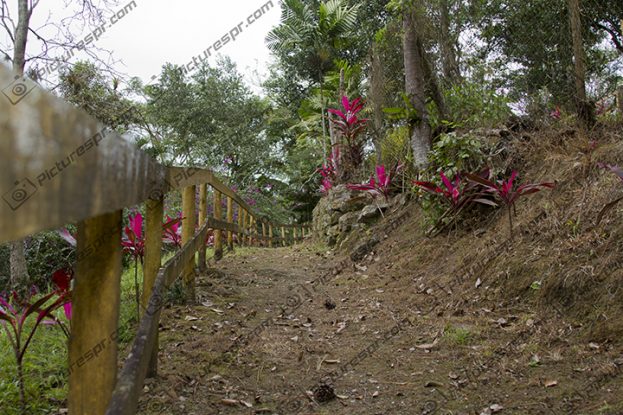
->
266, 0, 360, 159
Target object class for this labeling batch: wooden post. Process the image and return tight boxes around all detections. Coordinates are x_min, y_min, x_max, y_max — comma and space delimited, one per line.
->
214, 190, 223, 260
249, 215, 256, 246
243, 211, 249, 246
281, 226, 286, 247
293, 226, 298, 243
142, 198, 164, 378
198, 184, 208, 272
227, 196, 234, 250
182, 186, 197, 302
262, 222, 267, 247
268, 223, 273, 248
69, 211, 122, 415
237, 204, 244, 247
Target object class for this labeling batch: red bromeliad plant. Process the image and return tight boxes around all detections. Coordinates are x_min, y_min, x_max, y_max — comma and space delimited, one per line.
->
414, 171, 497, 211
123, 212, 145, 320
163, 214, 183, 248
318, 146, 340, 194
413, 171, 497, 234
328, 96, 368, 181
347, 164, 402, 202
465, 171, 554, 239
0, 286, 71, 414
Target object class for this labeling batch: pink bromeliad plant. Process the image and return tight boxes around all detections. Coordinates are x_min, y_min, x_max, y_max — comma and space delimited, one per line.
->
318, 146, 340, 194
414, 171, 497, 211
328, 96, 368, 180
0, 285, 71, 414
347, 164, 402, 217
122, 212, 145, 320
465, 171, 554, 239
162, 214, 183, 248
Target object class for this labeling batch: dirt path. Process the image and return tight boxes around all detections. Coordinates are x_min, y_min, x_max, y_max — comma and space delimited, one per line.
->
138, 244, 622, 415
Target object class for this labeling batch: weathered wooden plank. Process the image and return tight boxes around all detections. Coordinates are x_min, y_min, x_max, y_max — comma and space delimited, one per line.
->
181, 186, 196, 302
0, 65, 167, 243
69, 211, 122, 415
142, 198, 163, 378
198, 184, 208, 272
106, 221, 210, 415
168, 167, 255, 214
213, 190, 223, 260
207, 217, 239, 234
237, 204, 244, 247
226, 196, 234, 250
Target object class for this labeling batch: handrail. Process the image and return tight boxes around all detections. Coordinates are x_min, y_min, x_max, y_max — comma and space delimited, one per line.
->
0, 64, 311, 415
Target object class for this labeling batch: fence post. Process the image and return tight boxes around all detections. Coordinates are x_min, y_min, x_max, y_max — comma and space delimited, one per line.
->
249, 215, 257, 246
69, 211, 122, 415
237, 204, 244, 247
242, 210, 248, 247
227, 196, 234, 250
198, 184, 208, 272
214, 190, 223, 260
269, 223, 273, 248
281, 226, 286, 247
293, 226, 298, 244
244, 212, 250, 246
182, 185, 197, 302
262, 222, 267, 247
143, 198, 164, 378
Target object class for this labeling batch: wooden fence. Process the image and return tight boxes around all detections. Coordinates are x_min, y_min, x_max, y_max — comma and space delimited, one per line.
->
0, 65, 310, 414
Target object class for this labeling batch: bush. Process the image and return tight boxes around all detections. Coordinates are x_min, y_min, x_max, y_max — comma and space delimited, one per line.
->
435, 82, 511, 129
428, 132, 486, 178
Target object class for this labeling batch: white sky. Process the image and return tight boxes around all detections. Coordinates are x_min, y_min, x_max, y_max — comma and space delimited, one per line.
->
2, 0, 282, 92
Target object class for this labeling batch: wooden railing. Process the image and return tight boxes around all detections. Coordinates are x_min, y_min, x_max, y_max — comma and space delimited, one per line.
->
0, 65, 311, 415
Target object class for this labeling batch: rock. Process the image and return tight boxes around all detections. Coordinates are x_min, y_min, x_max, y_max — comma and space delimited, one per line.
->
350, 235, 380, 262
358, 202, 388, 223
338, 212, 359, 233
327, 185, 368, 212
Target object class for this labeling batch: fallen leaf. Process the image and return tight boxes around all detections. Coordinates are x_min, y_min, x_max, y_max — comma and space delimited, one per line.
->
416, 338, 439, 350
544, 380, 558, 388
184, 315, 199, 321
220, 399, 238, 406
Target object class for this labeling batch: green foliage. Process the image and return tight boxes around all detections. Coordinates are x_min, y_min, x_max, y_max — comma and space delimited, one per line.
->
438, 82, 512, 129
58, 61, 140, 131
380, 126, 412, 170
428, 132, 486, 178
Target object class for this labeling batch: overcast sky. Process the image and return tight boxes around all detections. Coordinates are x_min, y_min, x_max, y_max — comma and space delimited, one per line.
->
3, 0, 282, 92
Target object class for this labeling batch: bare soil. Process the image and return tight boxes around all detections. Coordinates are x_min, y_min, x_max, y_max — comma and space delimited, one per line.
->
137, 242, 621, 415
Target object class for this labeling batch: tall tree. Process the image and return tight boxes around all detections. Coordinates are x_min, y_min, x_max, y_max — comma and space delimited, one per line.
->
568, 0, 594, 128
266, 0, 360, 159
7, 0, 33, 290
403, 5, 432, 168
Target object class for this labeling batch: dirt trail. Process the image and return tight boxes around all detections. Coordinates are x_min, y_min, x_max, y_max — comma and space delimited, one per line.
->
138, 244, 622, 415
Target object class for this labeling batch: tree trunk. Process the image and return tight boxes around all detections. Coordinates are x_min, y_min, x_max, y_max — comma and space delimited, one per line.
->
439, 0, 460, 83
8, 0, 32, 291
568, 0, 595, 128
320, 71, 328, 160
617, 84, 623, 115
370, 44, 385, 165
403, 8, 432, 169
13, 0, 30, 74
417, 36, 448, 122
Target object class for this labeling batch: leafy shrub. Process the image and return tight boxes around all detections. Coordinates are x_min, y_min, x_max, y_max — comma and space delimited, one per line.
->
438, 82, 512, 128
380, 126, 412, 171
428, 132, 486, 178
